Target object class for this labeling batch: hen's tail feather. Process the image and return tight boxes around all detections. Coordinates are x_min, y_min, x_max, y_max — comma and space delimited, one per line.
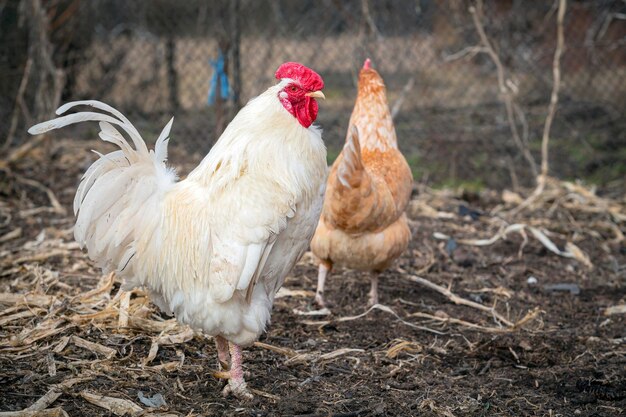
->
28, 100, 177, 276
337, 125, 365, 188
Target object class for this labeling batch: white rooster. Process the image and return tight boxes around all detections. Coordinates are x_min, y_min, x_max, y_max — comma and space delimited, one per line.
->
28, 62, 327, 400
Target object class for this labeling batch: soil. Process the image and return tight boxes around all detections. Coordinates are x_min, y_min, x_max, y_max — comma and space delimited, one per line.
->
0, 139, 624, 416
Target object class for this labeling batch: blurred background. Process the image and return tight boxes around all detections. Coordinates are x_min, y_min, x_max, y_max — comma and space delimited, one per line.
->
1, 0, 625, 191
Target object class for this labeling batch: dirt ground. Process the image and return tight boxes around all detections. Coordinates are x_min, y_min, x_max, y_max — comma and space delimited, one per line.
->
1, 139, 624, 417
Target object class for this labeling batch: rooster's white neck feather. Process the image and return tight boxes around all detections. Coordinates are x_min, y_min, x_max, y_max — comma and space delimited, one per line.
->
189, 80, 324, 205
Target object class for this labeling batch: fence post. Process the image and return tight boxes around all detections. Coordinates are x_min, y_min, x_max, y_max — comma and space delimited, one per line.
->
166, 35, 180, 112
229, 0, 241, 111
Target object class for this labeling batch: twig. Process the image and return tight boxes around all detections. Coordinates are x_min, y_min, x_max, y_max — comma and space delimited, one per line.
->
0, 134, 47, 168
469, 0, 538, 179
405, 275, 514, 327
0, 293, 54, 307
26, 0, 65, 129
3, 58, 33, 150
433, 223, 593, 268
118, 290, 131, 328
361, 0, 383, 40
443, 46, 488, 62
8, 249, 71, 266
604, 305, 626, 316
409, 312, 507, 333
386, 339, 423, 358
540, 0, 567, 181
302, 303, 447, 335
0, 227, 22, 243
253, 341, 297, 358
13, 174, 66, 215
0, 310, 40, 327
249, 389, 281, 401
413, 246, 436, 275
391, 78, 415, 120
0, 408, 69, 417
410, 307, 542, 334
505, 155, 520, 191
80, 391, 143, 416
513, 0, 567, 213
27, 376, 91, 411
284, 348, 366, 366
72, 335, 117, 359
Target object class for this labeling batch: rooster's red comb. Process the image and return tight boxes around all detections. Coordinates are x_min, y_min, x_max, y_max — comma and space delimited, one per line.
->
275, 62, 324, 91
363, 58, 372, 70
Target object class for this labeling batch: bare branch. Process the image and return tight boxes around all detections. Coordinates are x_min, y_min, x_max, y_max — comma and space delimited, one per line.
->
540, 0, 567, 180
391, 78, 415, 120
443, 46, 488, 62
469, 0, 538, 180
361, 0, 383, 40
3, 58, 33, 150
405, 275, 514, 327
512, 0, 567, 213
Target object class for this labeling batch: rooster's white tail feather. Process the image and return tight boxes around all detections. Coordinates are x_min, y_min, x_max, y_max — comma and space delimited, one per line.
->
28, 100, 177, 275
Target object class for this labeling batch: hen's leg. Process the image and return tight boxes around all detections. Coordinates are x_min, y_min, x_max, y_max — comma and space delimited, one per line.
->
215, 335, 230, 371
222, 342, 253, 400
367, 272, 379, 307
315, 260, 332, 307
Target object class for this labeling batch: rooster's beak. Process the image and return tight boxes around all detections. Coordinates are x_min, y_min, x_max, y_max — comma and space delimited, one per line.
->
306, 90, 325, 100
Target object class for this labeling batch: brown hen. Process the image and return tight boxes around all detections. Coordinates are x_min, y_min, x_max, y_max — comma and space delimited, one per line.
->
311, 59, 413, 307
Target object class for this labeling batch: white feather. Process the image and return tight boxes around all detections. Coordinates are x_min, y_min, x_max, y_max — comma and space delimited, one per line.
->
154, 118, 174, 163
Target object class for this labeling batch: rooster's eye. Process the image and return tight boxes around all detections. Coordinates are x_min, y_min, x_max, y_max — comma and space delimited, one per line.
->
290, 86, 297, 92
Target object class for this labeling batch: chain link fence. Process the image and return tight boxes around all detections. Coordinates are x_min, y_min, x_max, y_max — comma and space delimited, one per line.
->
2, 0, 625, 189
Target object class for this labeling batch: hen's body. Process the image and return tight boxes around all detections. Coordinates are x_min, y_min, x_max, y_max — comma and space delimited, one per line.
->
312, 149, 411, 271
311, 60, 412, 307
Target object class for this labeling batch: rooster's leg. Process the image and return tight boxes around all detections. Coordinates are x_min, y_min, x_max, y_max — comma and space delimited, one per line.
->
315, 260, 332, 307
215, 335, 230, 371
367, 272, 379, 307
221, 342, 253, 400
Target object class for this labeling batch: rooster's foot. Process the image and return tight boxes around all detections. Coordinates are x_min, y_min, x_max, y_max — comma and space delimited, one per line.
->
215, 335, 231, 371
215, 341, 253, 400
222, 378, 253, 400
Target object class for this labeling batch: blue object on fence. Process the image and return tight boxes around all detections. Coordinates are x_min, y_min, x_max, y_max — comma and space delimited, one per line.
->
207, 50, 230, 105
